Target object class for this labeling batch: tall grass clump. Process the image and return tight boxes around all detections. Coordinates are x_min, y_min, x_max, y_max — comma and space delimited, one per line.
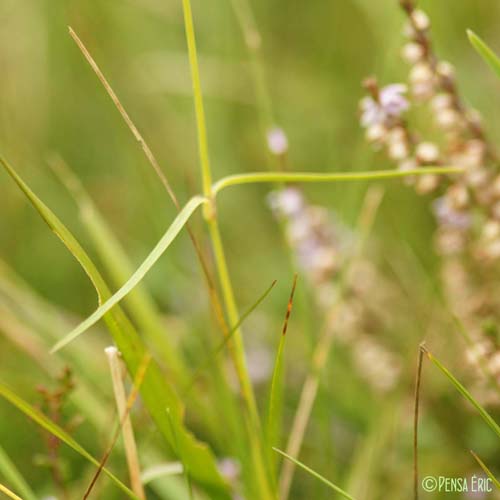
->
0, 1, 499, 499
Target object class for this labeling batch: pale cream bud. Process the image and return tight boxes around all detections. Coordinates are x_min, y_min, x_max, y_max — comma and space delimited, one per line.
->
482, 219, 500, 241
416, 142, 440, 163
365, 123, 387, 144
435, 108, 461, 130
416, 174, 440, 194
431, 93, 454, 111
436, 61, 455, 79
401, 42, 424, 64
388, 140, 410, 161
411, 9, 430, 31
410, 62, 434, 84
386, 126, 406, 144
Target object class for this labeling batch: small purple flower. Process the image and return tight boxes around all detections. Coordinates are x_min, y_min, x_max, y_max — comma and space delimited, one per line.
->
267, 127, 289, 155
360, 84, 409, 127
267, 188, 304, 217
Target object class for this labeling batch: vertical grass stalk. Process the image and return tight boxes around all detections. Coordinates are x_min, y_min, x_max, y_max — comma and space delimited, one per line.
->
105, 346, 145, 499
181, 1, 273, 497
413, 343, 425, 500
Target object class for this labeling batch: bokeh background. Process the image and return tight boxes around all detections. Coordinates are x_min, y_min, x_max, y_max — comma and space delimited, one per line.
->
1, 0, 500, 498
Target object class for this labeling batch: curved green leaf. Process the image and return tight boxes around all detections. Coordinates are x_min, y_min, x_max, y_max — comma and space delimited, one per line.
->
0, 156, 230, 499
468, 30, 500, 79
51, 194, 206, 353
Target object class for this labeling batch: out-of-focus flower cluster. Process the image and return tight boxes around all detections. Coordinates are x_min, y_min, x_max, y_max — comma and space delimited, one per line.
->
268, 182, 401, 393
360, 0, 500, 404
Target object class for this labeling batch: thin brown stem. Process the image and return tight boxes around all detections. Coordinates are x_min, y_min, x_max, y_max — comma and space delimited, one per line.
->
68, 27, 177, 205
413, 342, 426, 500
68, 26, 237, 373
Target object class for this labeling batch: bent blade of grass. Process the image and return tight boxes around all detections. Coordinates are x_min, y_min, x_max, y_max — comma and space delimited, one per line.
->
467, 30, 500, 79
50, 156, 186, 380
0, 156, 230, 499
51, 194, 207, 353
267, 275, 298, 466
0, 381, 139, 499
423, 346, 500, 440
212, 166, 463, 195
272, 448, 356, 500
0, 444, 37, 500
470, 450, 500, 490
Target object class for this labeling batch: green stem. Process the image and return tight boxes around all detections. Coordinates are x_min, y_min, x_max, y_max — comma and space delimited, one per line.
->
207, 218, 260, 423
181, 0, 212, 198
181, 2, 273, 497
212, 166, 463, 194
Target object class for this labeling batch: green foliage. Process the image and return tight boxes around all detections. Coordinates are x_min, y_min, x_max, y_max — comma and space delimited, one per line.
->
468, 30, 500, 79
0, 381, 139, 498
273, 448, 356, 499
0, 157, 229, 499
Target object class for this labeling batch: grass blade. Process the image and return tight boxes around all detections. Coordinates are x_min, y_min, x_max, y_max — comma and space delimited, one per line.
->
267, 275, 297, 461
470, 450, 500, 490
0, 381, 139, 499
51, 194, 206, 352
0, 156, 230, 499
273, 448, 357, 500
413, 345, 425, 500
0, 444, 37, 500
467, 30, 500, 79
49, 156, 187, 380
212, 166, 463, 194
68, 27, 177, 203
422, 346, 500, 440
184, 279, 277, 394
0, 483, 23, 500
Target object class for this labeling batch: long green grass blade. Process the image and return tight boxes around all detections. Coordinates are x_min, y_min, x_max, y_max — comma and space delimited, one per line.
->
470, 451, 500, 490
50, 158, 186, 379
424, 348, 500, 440
0, 381, 139, 499
0, 156, 230, 499
467, 30, 500, 79
51, 194, 206, 352
212, 166, 463, 194
184, 279, 276, 394
273, 448, 357, 500
0, 444, 37, 500
267, 275, 297, 464
0, 482, 23, 500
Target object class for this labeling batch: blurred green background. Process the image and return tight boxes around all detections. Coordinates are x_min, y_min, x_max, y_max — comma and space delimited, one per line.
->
1, 0, 500, 498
